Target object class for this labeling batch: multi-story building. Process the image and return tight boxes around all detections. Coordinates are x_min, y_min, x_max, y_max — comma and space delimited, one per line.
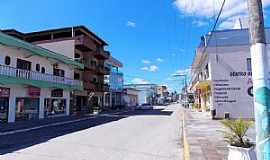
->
104, 56, 124, 109
189, 28, 270, 119
0, 31, 83, 123
3, 26, 110, 114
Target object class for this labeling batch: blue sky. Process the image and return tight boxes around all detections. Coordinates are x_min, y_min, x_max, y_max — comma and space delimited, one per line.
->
1, 0, 270, 92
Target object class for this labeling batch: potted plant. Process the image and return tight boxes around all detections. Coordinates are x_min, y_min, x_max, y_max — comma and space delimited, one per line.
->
219, 119, 256, 160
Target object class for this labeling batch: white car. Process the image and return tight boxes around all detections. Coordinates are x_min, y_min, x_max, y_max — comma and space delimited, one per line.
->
136, 103, 153, 110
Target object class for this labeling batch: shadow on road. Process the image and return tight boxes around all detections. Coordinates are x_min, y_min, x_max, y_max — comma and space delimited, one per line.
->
0, 108, 173, 155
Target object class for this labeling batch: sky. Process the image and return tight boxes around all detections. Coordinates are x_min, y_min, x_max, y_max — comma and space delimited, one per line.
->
1, 0, 270, 92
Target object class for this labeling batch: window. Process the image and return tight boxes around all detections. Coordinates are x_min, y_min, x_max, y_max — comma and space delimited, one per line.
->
53, 69, 65, 77
74, 73, 80, 80
36, 64, 40, 72
41, 67, 46, 74
5, 56, 11, 65
17, 59, 31, 70
75, 53, 80, 59
247, 58, 252, 71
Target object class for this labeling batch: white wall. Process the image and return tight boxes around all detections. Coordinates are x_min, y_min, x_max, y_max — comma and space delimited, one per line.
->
0, 44, 73, 79
37, 40, 75, 59
207, 45, 261, 119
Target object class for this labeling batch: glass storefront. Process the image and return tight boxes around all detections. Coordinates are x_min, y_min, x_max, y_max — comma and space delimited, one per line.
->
0, 98, 9, 123
16, 98, 39, 121
44, 99, 66, 117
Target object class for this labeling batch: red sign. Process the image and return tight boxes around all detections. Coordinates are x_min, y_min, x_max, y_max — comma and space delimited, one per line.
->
28, 87, 40, 97
0, 87, 10, 97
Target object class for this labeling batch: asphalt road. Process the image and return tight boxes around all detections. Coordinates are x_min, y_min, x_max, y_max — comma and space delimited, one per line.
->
0, 104, 183, 160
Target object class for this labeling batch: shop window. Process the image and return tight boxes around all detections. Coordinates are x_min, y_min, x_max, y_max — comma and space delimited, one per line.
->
15, 98, 39, 121
44, 99, 66, 117
41, 67, 46, 73
36, 64, 40, 72
247, 58, 252, 71
0, 98, 9, 123
74, 73, 80, 80
5, 56, 11, 65
51, 89, 63, 97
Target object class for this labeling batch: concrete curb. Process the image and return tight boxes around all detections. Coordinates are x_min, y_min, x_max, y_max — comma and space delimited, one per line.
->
0, 110, 131, 136
182, 110, 190, 160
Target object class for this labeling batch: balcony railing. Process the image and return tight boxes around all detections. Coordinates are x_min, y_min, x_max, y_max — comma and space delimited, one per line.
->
0, 65, 82, 89
75, 35, 96, 51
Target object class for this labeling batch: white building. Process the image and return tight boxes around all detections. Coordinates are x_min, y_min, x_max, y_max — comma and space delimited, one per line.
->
0, 31, 83, 123
124, 84, 156, 105
123, 88, 139, 107
189, 28, 270, 119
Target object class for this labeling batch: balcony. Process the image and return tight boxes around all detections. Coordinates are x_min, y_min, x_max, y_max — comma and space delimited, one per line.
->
96, 65, 110, 75
83, 60, 97, 70
94, 50, 110, 60
75, 35, 96, 51
96, 83, 110, 92
0, 65, 83, 91
83, 81, 96, 91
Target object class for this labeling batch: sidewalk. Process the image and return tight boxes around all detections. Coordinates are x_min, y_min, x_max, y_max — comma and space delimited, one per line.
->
0, 108, 130, 135
183, 109, 256, 160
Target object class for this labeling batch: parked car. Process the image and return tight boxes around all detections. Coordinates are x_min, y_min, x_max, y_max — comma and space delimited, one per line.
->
136, 103, 153, 110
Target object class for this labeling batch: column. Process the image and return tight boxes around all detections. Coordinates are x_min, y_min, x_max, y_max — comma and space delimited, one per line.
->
8, 88, 16, 123
39, 89, 46, 119
66, 96, 70, 116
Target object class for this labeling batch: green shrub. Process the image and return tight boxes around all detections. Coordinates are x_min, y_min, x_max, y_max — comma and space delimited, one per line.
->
219, 119, 253, 148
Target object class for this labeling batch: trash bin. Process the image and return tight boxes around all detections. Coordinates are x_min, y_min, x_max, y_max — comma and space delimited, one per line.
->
211, 109, 216, 119
224, 112, 230, 119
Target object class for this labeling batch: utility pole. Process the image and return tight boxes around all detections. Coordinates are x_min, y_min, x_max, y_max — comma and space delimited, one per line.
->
247, 0, 270, 159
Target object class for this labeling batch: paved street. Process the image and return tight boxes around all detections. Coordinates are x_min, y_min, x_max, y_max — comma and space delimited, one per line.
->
0, 104, 182, 160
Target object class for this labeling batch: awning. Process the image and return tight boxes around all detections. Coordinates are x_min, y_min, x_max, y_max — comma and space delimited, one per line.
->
0, 75, 83, 91
194, 80, 211, 90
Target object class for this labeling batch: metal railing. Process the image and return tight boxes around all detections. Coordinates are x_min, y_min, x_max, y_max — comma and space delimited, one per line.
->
0, 65, 82, 88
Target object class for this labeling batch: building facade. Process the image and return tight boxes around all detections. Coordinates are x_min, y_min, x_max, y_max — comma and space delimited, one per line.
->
0, 31, 83, 123
123, 88, 139, 107
189, 28, 270, 119
124, 84, 156, 105
3, 26, 110, 114
104, 56, 124, 109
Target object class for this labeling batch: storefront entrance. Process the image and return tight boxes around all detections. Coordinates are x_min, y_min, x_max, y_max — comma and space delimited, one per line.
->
16, 98, 39, 121
0, 87, 10, 123
0, 98, 9, 123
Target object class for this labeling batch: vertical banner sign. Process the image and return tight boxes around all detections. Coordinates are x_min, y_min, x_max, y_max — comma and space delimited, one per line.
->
248, 0, 270, 159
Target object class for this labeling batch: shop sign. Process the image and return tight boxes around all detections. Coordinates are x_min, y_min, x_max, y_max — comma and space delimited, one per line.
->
0, 87, 10, 97
28, 87, 41, 97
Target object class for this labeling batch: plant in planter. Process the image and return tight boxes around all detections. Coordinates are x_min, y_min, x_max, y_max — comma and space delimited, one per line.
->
219, 119, 256, 160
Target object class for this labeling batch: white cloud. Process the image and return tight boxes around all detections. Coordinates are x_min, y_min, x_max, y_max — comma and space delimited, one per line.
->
141, 66, 149, 71
142, 59, 151, 64
131, 78, 149, 84
149, 65, 159, 72
172, 68, 191, 76
174, 0, 270, 29
156, 58, 164, 62
192, 20, 208, 27
126, 21, 136, 28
